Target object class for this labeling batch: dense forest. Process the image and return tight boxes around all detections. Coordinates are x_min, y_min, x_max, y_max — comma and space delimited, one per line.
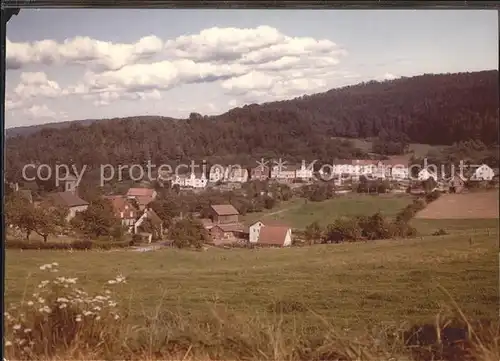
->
5, 70, 498, 182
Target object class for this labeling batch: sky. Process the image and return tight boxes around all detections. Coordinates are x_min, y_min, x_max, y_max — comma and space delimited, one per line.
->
5, 9, 498, 128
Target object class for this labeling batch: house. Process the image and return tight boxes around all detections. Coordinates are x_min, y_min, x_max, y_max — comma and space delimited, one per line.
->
251, 165, 270, 181
61, 174, 79, 193
204, 204, 245, 244
270, 164, 299, 183
226, 166, 249, 183
470, 164, 495, 181
172, 171, 207, 189
209, 204, 240, 224
105, 195, 140, 229
47, 192, 89, 222
247, 219, 289, 244
332, 160, 354, 177
418, 168, 438, 181
382, 156, 410, 180
134, 208, 163, 241
209, 223, 245, 245
209, 165, 228, 183
353, 160, 379, 179
126, 187, 157, 201
257, 226, 292, 247
295, 162, 314, 181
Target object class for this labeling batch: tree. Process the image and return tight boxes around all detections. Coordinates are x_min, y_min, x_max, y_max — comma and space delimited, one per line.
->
71, 198, 123, 239
5, 193, 67, 242
169, 219, 208, 249
323, 218, 362, 243
304, 221, 323, 245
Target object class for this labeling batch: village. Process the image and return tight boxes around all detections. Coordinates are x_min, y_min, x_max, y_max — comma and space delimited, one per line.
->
6, 157, 499, 249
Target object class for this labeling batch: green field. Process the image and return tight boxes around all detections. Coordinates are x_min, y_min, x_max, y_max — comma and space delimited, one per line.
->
5, 227, 498, 327
5, 194, 499, 360
242, 194, 413, 228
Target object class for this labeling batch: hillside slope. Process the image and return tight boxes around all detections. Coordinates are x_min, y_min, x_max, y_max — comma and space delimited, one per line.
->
5, 70, 498, 177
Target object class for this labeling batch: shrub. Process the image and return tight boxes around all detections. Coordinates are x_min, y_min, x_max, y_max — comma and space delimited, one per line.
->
3, 263, 126, 359
425, 190, 442, 203
356, 213, 392, 240
323, 217, 363, 243
432, 228, 448, 236
390, 220, 418, 238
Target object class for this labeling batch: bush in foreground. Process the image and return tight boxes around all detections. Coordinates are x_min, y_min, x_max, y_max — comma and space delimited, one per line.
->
4, 263, 125, 359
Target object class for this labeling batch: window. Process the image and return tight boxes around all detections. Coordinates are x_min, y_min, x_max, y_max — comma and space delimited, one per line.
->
120, 212, 124, 218
130, 211, 133, 218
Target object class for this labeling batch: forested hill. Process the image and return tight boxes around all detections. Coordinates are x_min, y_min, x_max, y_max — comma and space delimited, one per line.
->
5, 70, 498, 176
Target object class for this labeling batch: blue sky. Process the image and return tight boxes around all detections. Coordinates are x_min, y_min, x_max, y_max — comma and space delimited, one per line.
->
5, 9, 498, 128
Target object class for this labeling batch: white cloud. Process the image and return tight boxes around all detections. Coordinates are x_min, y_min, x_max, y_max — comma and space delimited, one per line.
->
24, 104, 58, 118
8, 26, 353, 112
62, 26, 349, 104
14, 72, 62, 99
381, 72, 398, 81
6, 35, 163, 71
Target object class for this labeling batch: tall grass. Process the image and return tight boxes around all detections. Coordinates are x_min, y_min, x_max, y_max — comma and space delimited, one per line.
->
4, 263, 498, 361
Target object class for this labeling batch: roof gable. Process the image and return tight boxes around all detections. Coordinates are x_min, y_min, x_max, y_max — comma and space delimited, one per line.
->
258, 226, 290, 245
126, 188, 155, 197
49, 192, 88, 208
210, 204, 239, 216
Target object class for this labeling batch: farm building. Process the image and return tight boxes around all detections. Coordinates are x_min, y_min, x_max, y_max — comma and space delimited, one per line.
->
257, 226, 293, 247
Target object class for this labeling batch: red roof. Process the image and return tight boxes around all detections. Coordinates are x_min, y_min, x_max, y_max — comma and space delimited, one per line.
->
258, 226, 290, 246
126, 188, 155, 197
104, 196, 138, 219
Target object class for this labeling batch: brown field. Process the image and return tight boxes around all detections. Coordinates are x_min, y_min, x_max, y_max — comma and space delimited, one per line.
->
415, 191, 499, 219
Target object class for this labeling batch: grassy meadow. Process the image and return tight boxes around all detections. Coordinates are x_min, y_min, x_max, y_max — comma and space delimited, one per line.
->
242, 193, 413, 228
4, 192, 499, 360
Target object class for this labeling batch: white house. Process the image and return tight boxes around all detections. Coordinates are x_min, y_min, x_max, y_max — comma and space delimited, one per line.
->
172, 171, 207, 188
418, 168, 438, 181
270, 164, 297, 182
295, 162, 314, 181
209, 165, 228, 183
390, 165, 409, 180
227, 166, 249, 183
470, 164, 495, 181
248, 220, 264, 244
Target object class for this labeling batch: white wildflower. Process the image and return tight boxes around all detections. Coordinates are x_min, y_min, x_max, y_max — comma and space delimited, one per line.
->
52, 262, 59, 267
58, 304, 67, 309
13, 324, 21, 330
95, 316, 101, 321
39, 264, 52, 271
37, 297, 45, 304
83, 311, 93, 316
93, 306, 101, 311
107, 280, 117, 285
57, 297, 69, 303
66, 278, 77, 284
114, 314, 120, 320
24, 328, 32, 333
5, 340, 12, 346
108, 301, 117, 307
26, 301, 34, 306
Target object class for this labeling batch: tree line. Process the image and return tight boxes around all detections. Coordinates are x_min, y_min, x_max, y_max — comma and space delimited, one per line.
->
5, 71, 498, 183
